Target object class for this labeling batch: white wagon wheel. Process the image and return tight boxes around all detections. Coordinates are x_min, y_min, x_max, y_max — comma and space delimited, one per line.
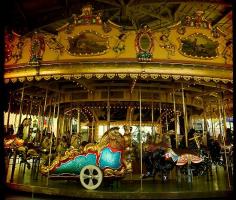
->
80, 165, 103, 190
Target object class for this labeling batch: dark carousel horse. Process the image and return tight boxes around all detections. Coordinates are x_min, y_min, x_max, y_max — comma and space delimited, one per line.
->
177, 133, 212, 177
142, 142, 177, 181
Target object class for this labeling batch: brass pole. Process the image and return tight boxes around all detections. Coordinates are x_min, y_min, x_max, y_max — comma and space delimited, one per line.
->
70, 103, 73, 136
139, 87, 143, 190
202, 100, 207, 146
36, 100, 42, 144
219, 92, 231, 190
56, 93, 60, 145
159, 102, 162, 135
181, 83, 188, 148
27, 96, 33, 136
166, 111, 168, 132
46, 98, 52, 133
47, 98, 57, 186
17, 87, 25, 130
173, 89, 178, 149
91, 116, 94, 143
107, 87, 110, 130
77, 108, 80, 134
40, 88, 48, 143
210, 103, 215, 139
10, 86, 24, 183
6, 91, 12, 133
151, 94, 154, 140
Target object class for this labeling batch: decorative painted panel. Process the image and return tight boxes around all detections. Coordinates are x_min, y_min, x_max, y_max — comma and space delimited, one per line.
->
67, 30, 109, 56
179, 33, 219, 59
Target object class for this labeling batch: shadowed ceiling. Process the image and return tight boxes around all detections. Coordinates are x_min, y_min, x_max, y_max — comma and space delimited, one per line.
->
6, 0, 232, 37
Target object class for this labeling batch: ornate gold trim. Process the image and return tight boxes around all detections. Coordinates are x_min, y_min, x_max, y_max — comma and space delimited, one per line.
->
5, 73, 233, 84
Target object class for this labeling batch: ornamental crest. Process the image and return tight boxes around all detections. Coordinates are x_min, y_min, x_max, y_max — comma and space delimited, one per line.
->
135, 25, 154, 61
29, 32, 45, 66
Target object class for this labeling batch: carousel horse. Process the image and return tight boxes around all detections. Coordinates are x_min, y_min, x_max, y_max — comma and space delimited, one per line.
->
175, 133, 211, 177
142, 132, 206, 181
142, 139, 177, 181
4, 135, 40, 169
40, 127, 132, 177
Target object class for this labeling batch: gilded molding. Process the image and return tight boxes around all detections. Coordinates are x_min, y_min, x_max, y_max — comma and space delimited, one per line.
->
118, 74, 126, 79
130, 74, 138, 79
95, 74, 103, 79
84, 74, 93, 79
43, 76, 51, 80
18, 77, 26, 82
26, 76, 34, 81
74, 75, 82, 79
150, 74, 159, 79
107, 74, 115, 79
35, 76, 42, 81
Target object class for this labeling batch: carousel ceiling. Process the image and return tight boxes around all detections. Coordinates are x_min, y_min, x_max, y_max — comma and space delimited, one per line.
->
6, 0, 232, 38
5, 75, 233, 122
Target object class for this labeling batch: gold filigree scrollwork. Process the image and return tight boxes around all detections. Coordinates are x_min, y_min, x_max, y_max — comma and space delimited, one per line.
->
130, 74, 138, 79
96, 74, 104, 79
203, 77, 211, 82
74, 75, 82, 79
118, 74, 126, 79
35, 76, 42, 81
18, 77, 25, 82
222, 79, 230, 84
53, 75, 61, 80
11, 78, 17, 83
43, 76, 51, 81
181, 11, 211, 29
212, 78, 220, 83
172, 75, 181, 80
161, 74, 170, 79
107, 74, 115, 79
140, 74, 148, 79
159, 31, 176, 59
63, 75, 72, 80
84, 74, 93, 79
27, 76, 34, 81
193, 77, 201, 82
183, 76, 191, 81
150, 74, 159, 79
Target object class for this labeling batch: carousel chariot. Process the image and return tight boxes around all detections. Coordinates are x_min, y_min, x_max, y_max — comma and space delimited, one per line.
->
40, 127, 132, 190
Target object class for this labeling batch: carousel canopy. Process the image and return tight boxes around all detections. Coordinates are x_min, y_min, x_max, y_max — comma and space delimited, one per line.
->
4, 0, 233, 123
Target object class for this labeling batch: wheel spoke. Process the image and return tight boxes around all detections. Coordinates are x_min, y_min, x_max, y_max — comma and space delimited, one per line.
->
82, 174, 90, 179
93, 175, 100, 180
89, 168, 94, 175
88, 178, 94, 186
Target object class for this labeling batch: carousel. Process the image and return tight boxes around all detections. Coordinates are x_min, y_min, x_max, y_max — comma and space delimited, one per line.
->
4, 1, 233, 199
